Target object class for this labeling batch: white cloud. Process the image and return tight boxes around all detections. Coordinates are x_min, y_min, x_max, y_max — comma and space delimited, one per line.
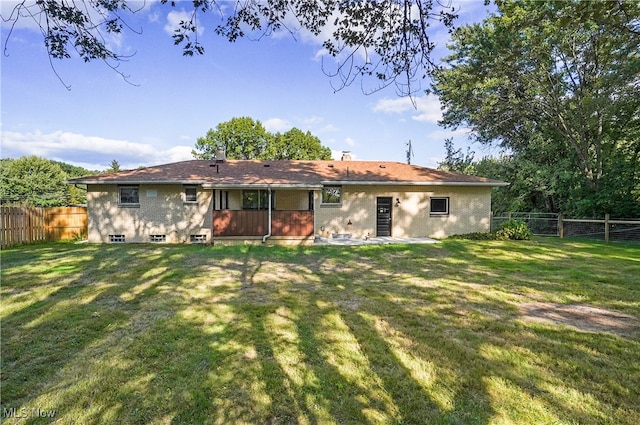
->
165, 10, 205, 37
317, 124, 339, 133
372, 94, 443, 124
344, 137, 357, 147
373, 97, 415, 114
263, 118, 292, 133
301, 116, 324, 126
299, 116, 338, 134
427, 127, 474, 140
1, 130, 193, 170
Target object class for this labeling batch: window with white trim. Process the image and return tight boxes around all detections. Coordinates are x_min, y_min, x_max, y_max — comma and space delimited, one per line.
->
119, 186, 139, 206
430, 197, 449, 216
321, 185, 341, 204
184, 186, 197, 203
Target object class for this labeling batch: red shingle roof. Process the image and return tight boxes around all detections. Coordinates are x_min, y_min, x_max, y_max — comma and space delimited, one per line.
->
68, 160, 508, 187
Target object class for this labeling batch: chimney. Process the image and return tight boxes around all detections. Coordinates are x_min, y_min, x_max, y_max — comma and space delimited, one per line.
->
215, 146, 226, 162
341, 151, 352, 161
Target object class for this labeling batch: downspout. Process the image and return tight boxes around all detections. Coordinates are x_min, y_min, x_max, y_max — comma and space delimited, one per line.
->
262, 186, 272, 243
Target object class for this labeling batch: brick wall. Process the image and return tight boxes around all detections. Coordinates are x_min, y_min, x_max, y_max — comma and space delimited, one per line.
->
314, 185, 492, 238
87, 184, 492, 242
87, 184, 213, 243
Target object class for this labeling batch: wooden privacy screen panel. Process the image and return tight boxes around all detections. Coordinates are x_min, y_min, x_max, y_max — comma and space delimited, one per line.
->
213, 210, 313, 237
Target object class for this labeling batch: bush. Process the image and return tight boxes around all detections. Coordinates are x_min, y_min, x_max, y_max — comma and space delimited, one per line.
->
495, 219, 532, 240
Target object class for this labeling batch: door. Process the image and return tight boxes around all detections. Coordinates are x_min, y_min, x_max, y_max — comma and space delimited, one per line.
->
376, 197, 392, 236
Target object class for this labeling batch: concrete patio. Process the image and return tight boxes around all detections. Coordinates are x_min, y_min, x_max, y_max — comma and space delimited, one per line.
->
314, 236, 439, 246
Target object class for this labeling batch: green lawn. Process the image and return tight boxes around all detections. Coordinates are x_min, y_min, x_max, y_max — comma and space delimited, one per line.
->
1, 239, 639, 424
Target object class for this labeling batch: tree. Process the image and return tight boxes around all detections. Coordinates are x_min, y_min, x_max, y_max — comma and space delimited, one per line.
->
266, 128, 332, 160
105, 160, 121, 173
192, 117, 332, 160
2, 1, 456, 96
437, 138, 475, 175
0, 156, 68, 206
193, 117, 271, 160
52, 160, 97, 204
434, 0, 640, 217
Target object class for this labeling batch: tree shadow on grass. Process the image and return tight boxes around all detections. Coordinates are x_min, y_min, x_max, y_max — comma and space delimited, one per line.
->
2, 241, 639, 424
1, 244, 192, 423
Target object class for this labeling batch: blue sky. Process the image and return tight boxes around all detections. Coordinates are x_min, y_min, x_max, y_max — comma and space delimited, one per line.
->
1, 1, 495, 171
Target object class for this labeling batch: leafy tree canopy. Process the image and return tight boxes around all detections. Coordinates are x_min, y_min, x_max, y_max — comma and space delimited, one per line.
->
2, 1, 456, 96
0, 156, 96, 206
267, 128, 332, 160
1, 156, 68, 206
193, 117, 332, 160
434, 0, 640, 217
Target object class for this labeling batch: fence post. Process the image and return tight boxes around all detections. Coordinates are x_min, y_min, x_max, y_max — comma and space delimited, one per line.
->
604, 213, 610, 243
558, 214, 564, 238
26, 207, 32, 243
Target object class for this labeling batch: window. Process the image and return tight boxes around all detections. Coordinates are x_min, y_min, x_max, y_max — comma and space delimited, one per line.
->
184, 186, 197, 203
430, 197, 449, 216
321, 186, 341, 204
308, 190, 315, 211
242, 190, 273, 210
218, 190, 229, 210
119, 186, 139, 206
190, 234, 207, 243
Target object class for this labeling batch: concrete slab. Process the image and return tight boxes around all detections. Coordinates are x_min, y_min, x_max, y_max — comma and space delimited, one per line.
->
314, 236, 439, 246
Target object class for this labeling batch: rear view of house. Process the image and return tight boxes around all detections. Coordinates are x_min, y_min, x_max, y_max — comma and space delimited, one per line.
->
68, 159, 507, 244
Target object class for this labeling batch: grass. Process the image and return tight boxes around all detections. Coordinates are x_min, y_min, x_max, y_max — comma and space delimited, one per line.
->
1, 238, 639, 424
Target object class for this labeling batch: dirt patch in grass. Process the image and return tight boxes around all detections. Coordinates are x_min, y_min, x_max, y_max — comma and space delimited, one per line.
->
518, 302, 640, 337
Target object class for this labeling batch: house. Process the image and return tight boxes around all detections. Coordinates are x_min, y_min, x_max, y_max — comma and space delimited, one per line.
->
68, 158, 508, 244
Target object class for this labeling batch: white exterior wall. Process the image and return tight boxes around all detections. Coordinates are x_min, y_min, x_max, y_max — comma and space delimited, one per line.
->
87, 184, 212, 243
314, 185, 492, 239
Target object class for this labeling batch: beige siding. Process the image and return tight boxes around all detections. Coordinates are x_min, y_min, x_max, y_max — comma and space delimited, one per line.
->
87, 184, 212, 243
314, 185, 492, 239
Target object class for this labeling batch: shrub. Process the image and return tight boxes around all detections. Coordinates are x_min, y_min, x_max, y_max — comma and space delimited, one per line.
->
495, 219, 532, 240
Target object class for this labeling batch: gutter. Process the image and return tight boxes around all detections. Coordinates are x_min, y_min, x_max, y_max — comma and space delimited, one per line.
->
202, 183, 321, 189
320, 180, 510, 187
68, 180, 208, 185
262, 186, 272, 243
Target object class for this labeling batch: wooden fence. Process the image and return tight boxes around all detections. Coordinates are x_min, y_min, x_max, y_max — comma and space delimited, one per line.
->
0, 206, 88, 248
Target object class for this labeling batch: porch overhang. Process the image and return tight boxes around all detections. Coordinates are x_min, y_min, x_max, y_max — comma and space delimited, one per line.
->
202, 183, 322, 190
